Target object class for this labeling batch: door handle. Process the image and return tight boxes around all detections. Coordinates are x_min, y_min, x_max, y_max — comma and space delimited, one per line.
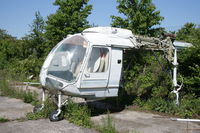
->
84, 73, 90, 78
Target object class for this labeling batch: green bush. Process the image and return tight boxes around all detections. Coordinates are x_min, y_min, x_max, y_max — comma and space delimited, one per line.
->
177, 94, 200, 118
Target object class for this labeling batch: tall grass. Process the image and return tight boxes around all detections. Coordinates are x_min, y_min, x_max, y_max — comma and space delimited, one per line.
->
0, 71, 38, 104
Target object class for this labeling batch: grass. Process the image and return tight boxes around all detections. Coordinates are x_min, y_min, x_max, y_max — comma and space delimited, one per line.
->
0, 117, 9, 123
63, 99, 92, 128
95, 112, 118, 133
26, 99, 57, 120
26, 99, 118, 133
0, 78, 39, 105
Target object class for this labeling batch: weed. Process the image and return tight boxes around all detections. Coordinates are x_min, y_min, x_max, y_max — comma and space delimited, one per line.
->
63, 100, 92, 128
26, 98, 92, 128
96, 113, 118, 133
26, 99, 57, 120
0, 117, 9, 123
0, 77, 38, 105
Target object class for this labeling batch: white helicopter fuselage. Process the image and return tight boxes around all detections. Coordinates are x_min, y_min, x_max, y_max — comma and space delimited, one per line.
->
40, 27, 136, 99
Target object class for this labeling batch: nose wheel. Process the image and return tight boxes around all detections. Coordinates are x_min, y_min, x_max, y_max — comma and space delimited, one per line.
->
49, 92, 67, 122
49, 110, 63, 121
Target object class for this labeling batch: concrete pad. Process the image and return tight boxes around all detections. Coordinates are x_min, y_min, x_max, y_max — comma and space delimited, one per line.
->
92, 110, 200, 133
0, 119, 98, 133
0, 96, 33, 120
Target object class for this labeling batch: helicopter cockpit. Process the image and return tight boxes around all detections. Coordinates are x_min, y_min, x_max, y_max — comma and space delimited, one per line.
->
47, 35, 87, 82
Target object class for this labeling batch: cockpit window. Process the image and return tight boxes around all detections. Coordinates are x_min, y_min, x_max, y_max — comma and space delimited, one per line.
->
47, 35, 88, 82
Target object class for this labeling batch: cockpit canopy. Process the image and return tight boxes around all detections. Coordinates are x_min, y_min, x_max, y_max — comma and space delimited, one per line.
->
47, 35, 88, 82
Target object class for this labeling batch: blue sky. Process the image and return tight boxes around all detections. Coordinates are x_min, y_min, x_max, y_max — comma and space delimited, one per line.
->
0, 0, 200, 38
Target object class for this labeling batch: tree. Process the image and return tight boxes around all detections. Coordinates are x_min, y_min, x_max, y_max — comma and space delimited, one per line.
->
177, 23, 200, 96
176, 23, 196, 41
0, 29, 23, 69
44, 0, 92, 54
22, 11, 46, 58
111, 0, 164, 36
0, 29, 14, 40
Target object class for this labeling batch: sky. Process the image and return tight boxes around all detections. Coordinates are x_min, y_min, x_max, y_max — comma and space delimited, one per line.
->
0, 0, 200, 39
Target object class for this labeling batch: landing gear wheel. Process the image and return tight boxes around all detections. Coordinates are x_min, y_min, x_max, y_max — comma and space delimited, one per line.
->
49, 110, 63, 122
33, 104, 43, 113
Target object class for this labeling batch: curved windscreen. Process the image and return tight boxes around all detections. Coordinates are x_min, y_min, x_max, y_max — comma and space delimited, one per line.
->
47, 35, 88, 82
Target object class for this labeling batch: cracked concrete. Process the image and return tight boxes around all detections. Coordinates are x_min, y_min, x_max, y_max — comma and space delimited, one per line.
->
92, 110, 200, 133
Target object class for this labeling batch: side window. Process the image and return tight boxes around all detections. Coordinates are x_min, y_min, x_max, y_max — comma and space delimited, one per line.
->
87, 47, 109, 73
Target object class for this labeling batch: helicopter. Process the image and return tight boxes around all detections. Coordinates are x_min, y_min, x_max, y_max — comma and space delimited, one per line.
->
36, 27, 192, 121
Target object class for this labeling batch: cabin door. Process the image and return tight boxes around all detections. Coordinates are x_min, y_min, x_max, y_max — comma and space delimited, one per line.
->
80, 46, 110, 88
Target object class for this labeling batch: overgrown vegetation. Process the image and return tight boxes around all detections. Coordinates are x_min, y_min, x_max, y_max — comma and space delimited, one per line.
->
26, 99, 57, 120
26, 99, 92, 128
63, 100, 92, 128
118, 24, 200, 118
0, 72, 38, 104
27, 99, 93, 127
0, 117, 9, 123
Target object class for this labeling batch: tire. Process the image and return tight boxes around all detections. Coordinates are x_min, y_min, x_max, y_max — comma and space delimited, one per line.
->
49, 110, 63, 122
33, 104, 43, 113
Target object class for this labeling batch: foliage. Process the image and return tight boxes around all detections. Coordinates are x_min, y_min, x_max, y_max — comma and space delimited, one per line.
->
0, 117, 9, 123
44, 0, 92, 54
95, 113, 117, 133
26, 99, 57, 120
122, 49, 172, 99
26, 98, 92, 128
0, 73, 38, 104
111, 0, 164, 37
177, 23, 200, 96
6, 56, 43, 78
126, 23, 200, 118
22, 11, 46, 58
0, 32, 23, 69
0, 12, 45, 77
0, 29, 14, 39
63, 100, 92, 128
